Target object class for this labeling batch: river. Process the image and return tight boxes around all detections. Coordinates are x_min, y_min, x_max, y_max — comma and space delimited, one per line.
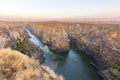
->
26, 28, 100, 80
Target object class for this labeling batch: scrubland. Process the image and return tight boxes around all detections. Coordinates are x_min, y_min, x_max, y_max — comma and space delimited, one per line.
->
0, 48, 63, 80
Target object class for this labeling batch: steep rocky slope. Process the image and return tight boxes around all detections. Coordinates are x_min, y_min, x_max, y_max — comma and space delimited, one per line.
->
29, 22, 120, 80
29, 22, 69, 53
64, 23, 120, 80
65, 23, 120, 67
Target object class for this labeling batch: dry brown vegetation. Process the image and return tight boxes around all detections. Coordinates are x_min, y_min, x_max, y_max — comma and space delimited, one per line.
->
0, 48, 63, 80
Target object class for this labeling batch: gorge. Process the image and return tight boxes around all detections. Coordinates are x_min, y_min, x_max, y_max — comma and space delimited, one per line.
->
26, 26, 100, 80
0, 21, 120, 80
29, 22, 120, 80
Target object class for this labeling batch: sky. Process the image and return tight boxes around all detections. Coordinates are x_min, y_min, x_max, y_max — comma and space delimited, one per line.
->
0, 0, 120, 21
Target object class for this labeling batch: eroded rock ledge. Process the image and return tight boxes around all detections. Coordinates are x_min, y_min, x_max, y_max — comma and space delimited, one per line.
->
29, 22, 70, 53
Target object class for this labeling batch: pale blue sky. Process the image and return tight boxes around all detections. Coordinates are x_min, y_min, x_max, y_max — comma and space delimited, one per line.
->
0, 0, 120, 21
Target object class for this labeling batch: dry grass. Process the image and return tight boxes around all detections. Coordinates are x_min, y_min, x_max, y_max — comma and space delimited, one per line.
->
0, 48, 63, 80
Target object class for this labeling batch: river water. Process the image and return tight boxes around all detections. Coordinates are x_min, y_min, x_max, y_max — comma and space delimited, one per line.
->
26, 29, 100, 80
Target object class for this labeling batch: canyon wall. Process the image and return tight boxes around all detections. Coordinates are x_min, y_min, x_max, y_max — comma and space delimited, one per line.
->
30, 22, 69, 53
65, 23, 120, 80
65, 23, 120, 68
29, 22, 120, 80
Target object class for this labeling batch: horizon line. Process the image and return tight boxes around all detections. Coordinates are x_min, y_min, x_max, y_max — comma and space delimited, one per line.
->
0, 18, 120, 22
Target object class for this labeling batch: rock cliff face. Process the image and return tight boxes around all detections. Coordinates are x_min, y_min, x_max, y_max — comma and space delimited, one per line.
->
64, 23, 120, 80
29, 22, 120, 80
29, 22, 120, 67
65, 23, 120, 67
30, 22, 69, 53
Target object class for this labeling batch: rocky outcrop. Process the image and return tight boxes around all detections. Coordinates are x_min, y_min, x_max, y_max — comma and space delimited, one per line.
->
64, 23, 120, 80
30, 22, 69, 53
65, 24, 120, 67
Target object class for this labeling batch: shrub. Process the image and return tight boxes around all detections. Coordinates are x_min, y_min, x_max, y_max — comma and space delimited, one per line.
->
0, 48, 63, 80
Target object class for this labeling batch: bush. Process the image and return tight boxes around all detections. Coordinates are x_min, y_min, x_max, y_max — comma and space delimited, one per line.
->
0, 48, 63, 80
